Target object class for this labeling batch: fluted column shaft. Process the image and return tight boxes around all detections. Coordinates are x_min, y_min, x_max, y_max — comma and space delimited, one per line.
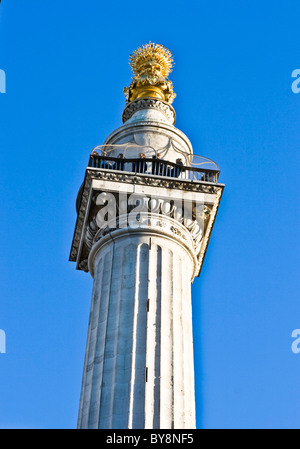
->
77, 230, 196, 429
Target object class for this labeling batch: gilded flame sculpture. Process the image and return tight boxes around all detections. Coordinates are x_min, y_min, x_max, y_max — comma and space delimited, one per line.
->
124, 42, 176, 104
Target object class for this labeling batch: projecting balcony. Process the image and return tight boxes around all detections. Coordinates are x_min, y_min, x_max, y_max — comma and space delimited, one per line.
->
87, 145, 220, 184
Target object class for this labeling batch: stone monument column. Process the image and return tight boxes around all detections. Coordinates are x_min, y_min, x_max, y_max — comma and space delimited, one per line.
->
77, 218, 197, 429
70, 43, 224, 429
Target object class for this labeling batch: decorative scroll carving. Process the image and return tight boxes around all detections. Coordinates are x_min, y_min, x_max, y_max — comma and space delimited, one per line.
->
69, 168, 224, 278
122, 98, 176, 124
78, 259, 89, 272
85, 193, 206, 261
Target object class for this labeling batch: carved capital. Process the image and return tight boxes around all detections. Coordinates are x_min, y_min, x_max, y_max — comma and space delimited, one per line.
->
84, 193, 212, 279
69, 168, 224, 279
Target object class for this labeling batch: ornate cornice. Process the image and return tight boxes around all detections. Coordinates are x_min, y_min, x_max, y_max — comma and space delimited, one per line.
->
86, 168, 221, 193
122, 98, 176, 124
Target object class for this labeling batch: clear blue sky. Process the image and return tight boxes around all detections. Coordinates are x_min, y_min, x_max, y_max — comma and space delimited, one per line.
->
0, 0, 299, 429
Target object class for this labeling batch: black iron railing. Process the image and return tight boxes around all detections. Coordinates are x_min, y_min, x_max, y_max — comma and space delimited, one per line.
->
88, 155, 220, 183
